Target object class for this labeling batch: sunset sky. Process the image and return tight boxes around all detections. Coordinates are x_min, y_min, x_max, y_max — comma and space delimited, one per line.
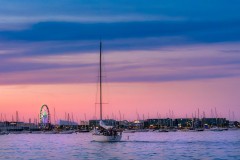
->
0, 0, 240, 122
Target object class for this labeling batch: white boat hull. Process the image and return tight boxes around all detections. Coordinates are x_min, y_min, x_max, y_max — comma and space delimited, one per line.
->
92, 134, 122, 142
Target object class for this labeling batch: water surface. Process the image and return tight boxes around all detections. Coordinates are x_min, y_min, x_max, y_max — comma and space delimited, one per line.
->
0, 130, 239, 160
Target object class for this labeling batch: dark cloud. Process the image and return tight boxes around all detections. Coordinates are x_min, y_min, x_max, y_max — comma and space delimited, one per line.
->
1, 21, 240, 44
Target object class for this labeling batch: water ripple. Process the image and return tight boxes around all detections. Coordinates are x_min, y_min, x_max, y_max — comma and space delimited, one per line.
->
0, 130, 240, 160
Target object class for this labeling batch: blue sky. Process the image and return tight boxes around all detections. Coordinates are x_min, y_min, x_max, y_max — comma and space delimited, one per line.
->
0, 0, 240, 84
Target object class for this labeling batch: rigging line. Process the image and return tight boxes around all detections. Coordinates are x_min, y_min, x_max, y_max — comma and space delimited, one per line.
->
94, 48, 100, 119
100, 40, 103, 120
100, 48, 110, 117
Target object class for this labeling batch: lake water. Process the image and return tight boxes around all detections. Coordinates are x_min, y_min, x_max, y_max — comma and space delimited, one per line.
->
0, 130, 239, 160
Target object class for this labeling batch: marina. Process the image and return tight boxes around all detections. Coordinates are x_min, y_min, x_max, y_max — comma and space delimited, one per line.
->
0, 117, 239, 135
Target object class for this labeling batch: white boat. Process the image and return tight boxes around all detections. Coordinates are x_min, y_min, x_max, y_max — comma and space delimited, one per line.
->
93, 122, 122, 142
92, 41, 122, 142
93, 133, 122, 142
92, 120, 122, 142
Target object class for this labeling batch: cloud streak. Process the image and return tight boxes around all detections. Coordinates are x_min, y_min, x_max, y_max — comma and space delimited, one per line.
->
0, 43, 239, 84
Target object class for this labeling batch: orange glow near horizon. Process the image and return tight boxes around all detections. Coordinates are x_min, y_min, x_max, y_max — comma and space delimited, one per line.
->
0, 77, 239, 122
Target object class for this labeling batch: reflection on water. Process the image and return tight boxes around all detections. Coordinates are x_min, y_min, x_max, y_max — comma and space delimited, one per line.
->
0, 131, 240, 160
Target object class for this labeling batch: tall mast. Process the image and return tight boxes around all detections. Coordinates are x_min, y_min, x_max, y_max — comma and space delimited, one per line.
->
100, 40, 103, 120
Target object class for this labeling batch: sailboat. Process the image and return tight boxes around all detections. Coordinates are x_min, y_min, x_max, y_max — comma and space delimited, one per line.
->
92, 41, 122, 142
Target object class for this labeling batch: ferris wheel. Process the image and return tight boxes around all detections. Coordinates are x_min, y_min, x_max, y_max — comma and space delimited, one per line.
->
40, 104, 51, 126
